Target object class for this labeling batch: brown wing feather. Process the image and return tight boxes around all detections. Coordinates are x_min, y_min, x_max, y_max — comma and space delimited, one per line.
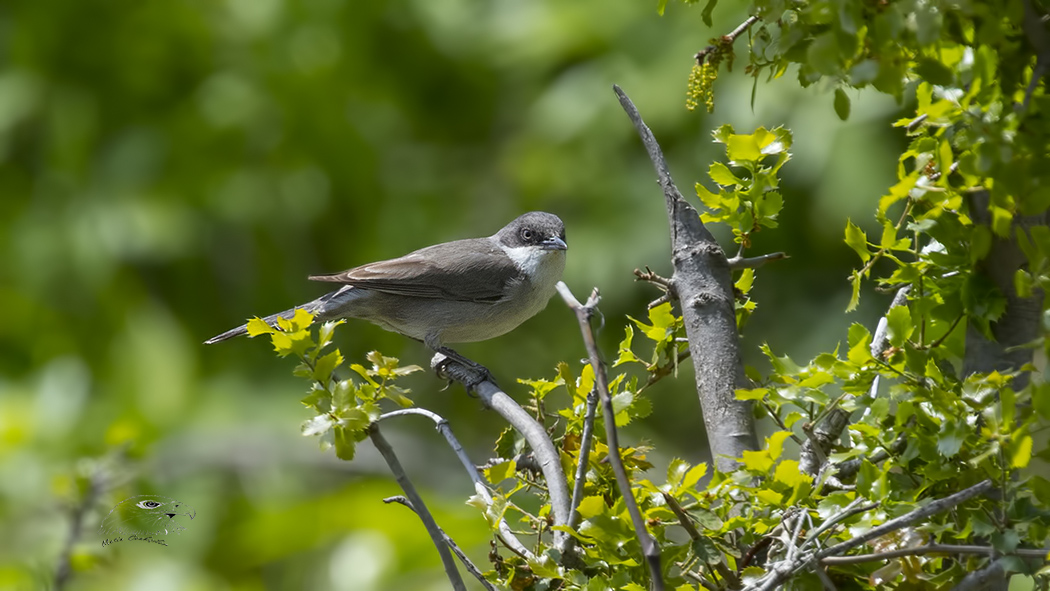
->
308, 238, 518, 303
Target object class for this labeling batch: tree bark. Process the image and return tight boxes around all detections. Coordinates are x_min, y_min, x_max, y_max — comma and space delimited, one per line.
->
615, 86, 758, 470
963, 191, 1048, 389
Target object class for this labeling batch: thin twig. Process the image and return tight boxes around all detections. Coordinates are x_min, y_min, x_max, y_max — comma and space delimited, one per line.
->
695, 15, 761, 64
803, 498, 878, 549
815, 480, 993, 559
556, 281, 665, 591
384, 496, 498, 591
727, 252, 788, 270
568, 388, 599, 530
377, 408, 534, 561
369, 424, 467, 591
821, 543, 1050, 565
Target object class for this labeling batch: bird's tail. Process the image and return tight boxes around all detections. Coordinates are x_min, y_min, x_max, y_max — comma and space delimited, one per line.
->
203, 285, 363, 345
203, 306, 307, 344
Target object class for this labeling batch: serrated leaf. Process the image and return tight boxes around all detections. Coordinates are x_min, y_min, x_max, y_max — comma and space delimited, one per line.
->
709, 162, 743, 186
485, 460, 516, 484
775, 459, 811, 488
726, 133, 762, 162
313, 350, 343, 384
333, 427, 357, 460
246, 317, 275, 337
682, 462, 708, 489
302, 415, 334, 437
847, 274, 862, 312
844, 220, 871, 262
767, 431, 792, 461
577, 495, 606, 519
886, 305, 913, 347
735, 268, 755, 293
1012, 435, 1033, 468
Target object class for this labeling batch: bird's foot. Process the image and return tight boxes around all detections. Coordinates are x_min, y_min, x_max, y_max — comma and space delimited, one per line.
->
432, 348, 497, 390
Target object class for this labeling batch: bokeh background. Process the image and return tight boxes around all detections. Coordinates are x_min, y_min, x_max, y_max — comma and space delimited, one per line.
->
0, 0, 908, 589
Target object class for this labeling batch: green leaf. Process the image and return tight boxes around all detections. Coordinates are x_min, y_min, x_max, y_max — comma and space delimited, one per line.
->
301, 414, 334, 437
313, 350, 343, 384
700, 0, 718, 26
334, 426, 358, 460
735, 267, 755, 294
576, 495, 607, 519
807, 32, 841, 75
767, 430, 792, 461
886, 305, 913, 347
833, 88, 851, 120
484, 460, 517, 484
709, 162, 743, 186
1012, 435, 1033, 468
741, 449, 773, 473
692, 536, 722, 565
844, 220, 871, 262
246, 317, 275, 337
914, 58, 954, 86
681, 462, 707, 489
847, 274, 862, 312
726, 132, 762, 162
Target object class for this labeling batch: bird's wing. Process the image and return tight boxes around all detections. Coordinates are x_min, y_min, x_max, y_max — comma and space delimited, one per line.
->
308, 238, 519, 303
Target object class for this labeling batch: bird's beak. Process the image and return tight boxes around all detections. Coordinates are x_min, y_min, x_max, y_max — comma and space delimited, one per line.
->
541, 236, 568, 251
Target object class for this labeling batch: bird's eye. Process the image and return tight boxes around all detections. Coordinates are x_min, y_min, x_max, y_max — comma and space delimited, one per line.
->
138, 501, 162, 509
521, 228, 534, 241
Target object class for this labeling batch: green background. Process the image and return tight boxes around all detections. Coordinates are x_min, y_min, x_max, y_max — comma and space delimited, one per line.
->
0, 0, 904, 589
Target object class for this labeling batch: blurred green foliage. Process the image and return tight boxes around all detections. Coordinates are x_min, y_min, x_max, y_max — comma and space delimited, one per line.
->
0, 0, 910, 588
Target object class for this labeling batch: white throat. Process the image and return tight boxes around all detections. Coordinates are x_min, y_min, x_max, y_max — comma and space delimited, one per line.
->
501, 244, 566, 290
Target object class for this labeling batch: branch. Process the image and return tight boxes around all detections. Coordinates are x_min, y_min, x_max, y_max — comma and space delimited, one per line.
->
433, 355, 573, 556
815, 480, 994, 559
368, 424, 467, 591
568, 388, 599, 530
694, 15, 761, 64
742, 481, 994, 591
727, 251, 788, 270
556, 281, 665, 591
383, 495, 498, 591
615, 84, 757, 470
378, 408, 535, 561
821, 544, 1050, 565
800, 286, 911, 478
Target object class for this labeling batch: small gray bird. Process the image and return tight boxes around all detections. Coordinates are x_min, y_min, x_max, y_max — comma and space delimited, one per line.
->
205, 212, 567, 363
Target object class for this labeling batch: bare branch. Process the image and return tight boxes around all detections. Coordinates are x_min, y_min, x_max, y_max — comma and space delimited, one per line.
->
694, 15, 761, 64
383, 496, 498, 591
615, 84, 757, 470
556, 281, 665, 591
821, 544, 1050, 565
816, 480, 994, 560
568, 388, 599, 530
433, 355, 573, 556
369, 424, 466, 591
378, 408, 534, 561
727, 251, 788, 270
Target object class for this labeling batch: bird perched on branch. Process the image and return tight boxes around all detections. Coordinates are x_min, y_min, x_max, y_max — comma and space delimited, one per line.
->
205, 212, 567, 365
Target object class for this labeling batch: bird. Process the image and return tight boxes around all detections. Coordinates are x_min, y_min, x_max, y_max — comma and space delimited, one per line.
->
205, 212, 567, 367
